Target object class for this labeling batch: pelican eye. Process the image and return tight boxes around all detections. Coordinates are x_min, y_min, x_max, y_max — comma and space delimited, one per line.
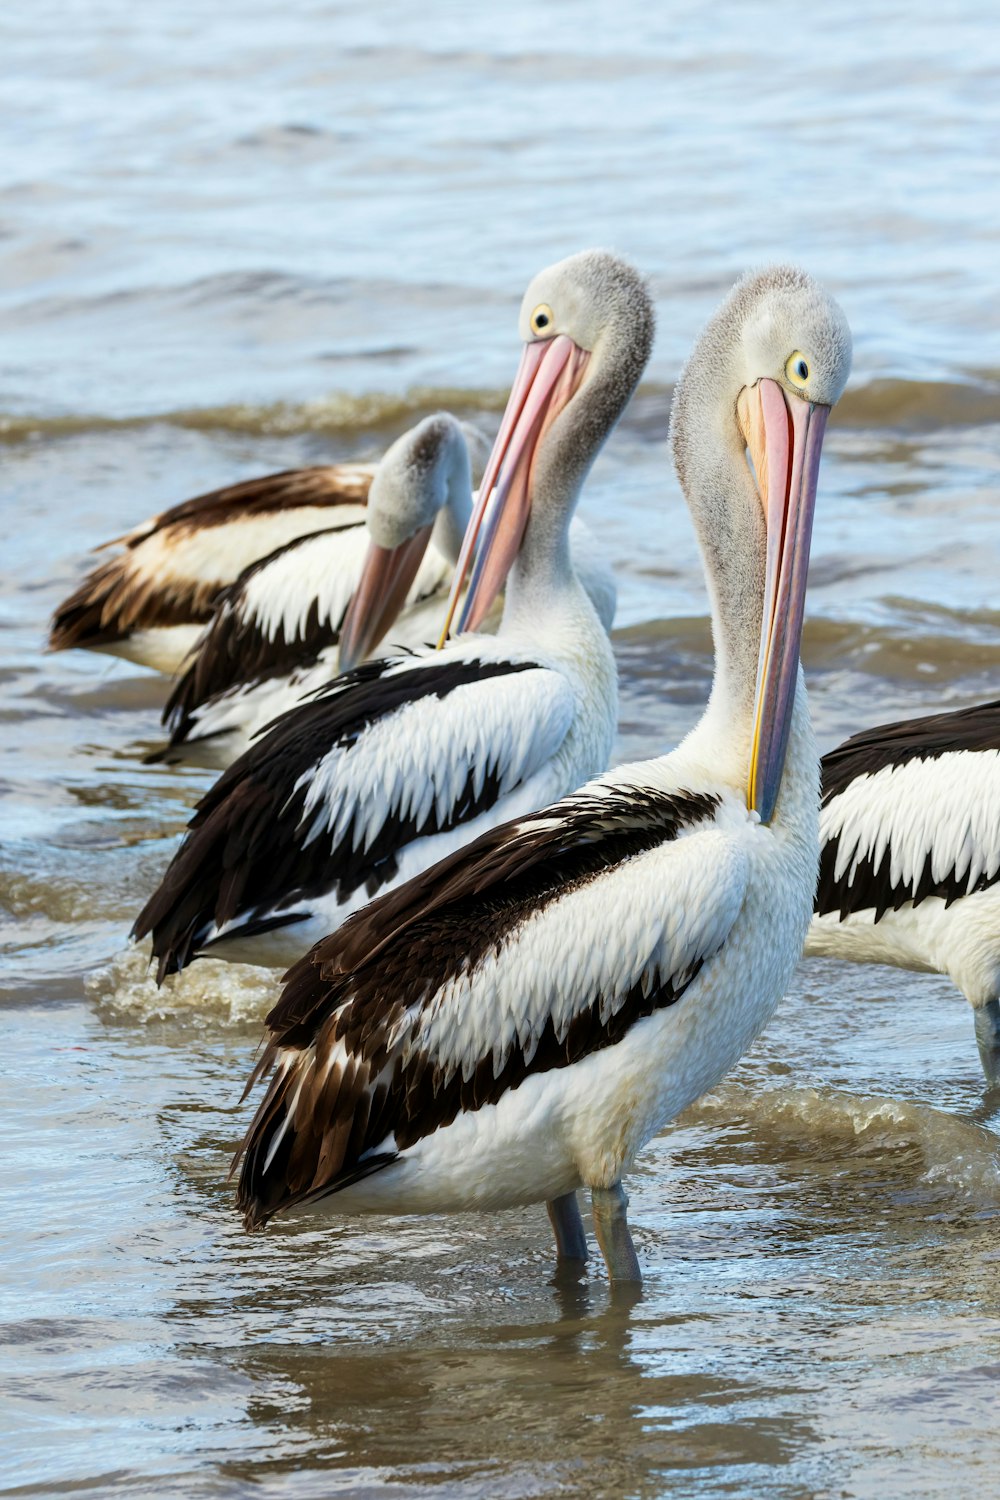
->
785, 352, 810, 387
530, 303, 554, 335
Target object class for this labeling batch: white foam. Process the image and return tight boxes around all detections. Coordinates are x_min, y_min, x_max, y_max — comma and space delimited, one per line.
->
689, 1081, 1000, 1207
86, 944, 282, 1027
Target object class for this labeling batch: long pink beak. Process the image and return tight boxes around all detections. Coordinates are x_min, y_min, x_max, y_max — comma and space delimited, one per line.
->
435, 334, 590, 645
337, 524, 435, 671
741, 378, 830, 823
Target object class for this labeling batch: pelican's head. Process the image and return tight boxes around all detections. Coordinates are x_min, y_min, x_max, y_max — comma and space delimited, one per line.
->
673, 266, 852, 823
338, 413, 479, 671
438, 249, 654, 641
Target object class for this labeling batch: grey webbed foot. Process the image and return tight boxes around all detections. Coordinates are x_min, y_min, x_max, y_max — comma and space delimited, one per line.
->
591, 1181, 642, 1284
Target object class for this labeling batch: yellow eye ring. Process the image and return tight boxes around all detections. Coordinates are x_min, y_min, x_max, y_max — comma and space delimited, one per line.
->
530, 303, 554, 335
785, 351, 810, 387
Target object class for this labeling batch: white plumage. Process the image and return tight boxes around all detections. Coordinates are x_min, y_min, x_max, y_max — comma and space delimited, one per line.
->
220, 528, 378, 661
299, 650, 573, 853
251, 767, 782, 1220
409, 776, 752, 1105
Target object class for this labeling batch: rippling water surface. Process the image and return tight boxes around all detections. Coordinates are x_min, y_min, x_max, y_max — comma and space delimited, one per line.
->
4, 3, 1000, 1496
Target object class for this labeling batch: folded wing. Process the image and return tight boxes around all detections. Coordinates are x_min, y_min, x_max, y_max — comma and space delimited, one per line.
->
134, 647, 581, 978
235, 778, 743, 1228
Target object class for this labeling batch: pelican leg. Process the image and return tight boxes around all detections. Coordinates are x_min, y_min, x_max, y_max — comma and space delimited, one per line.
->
974, 999, 1000, 1085
590, 1182, 641, 1284
546, 1192, 588, 1262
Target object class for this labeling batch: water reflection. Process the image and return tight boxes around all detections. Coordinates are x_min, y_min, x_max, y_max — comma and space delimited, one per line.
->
207, 1269, 820, 1497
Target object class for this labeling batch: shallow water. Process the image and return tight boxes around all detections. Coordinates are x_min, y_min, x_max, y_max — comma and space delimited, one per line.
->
3, 2, 1000, 1496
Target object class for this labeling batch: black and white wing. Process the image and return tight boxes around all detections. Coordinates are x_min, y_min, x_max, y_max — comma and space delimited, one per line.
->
162, 526, 371, 737
49, 465, 371, 657
233, 777, 742, 1228
133, 643, 586, 979
816, 700, 1000, 919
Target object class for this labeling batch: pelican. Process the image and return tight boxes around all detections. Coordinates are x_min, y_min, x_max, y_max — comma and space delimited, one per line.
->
231, 266, 852, 1285
806, 701, 1000, 1082
133, 249, 652, 979
156, 423, 614, 768
155, 416, 487, 765
49, 464, 375, 675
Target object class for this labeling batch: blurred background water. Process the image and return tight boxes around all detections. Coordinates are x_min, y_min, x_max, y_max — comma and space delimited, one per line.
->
3, 2, 1000, 1496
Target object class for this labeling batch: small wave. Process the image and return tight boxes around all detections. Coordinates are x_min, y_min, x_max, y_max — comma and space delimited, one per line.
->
86, 944, 281, 1027
838, 375, 1000, 430
691, 1081, 1000, 1208
803, 613, 1000, 683
619, 610, 1000, 687
3, 375, 997, 446
0, 386, 510, 445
